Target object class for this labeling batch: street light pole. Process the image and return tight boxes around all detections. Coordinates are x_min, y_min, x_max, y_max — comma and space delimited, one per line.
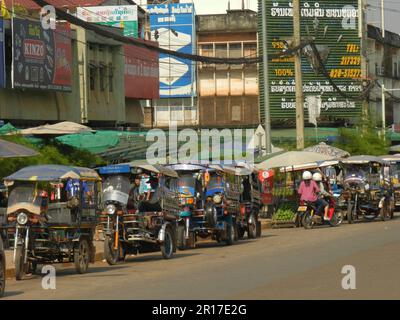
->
261, 0, 272, 155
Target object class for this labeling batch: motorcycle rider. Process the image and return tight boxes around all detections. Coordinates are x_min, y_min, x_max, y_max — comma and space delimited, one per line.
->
313, 172, 331, 221
298, 171, 320, 205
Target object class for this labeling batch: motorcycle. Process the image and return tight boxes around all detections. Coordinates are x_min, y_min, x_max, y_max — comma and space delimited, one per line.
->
298, 196, 342, 229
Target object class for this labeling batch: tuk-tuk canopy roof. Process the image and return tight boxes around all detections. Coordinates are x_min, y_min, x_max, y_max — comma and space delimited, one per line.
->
341, 155, 388, 165
5, 165, 101, 182
166, 163, 208, 172
380, 155, 400, 162
123, 161, 179, 178
279, 159, 341, 173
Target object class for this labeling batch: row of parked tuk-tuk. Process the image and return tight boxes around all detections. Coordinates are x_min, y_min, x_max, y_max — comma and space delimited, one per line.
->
1, 154, 399, 297
0, 161, 263, 294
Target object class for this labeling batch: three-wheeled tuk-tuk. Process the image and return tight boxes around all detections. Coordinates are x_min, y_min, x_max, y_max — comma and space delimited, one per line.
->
0, 236, 5, 297
229, 164, 262, 239
381, 155, 400, 210
98, 163, 180, 265
166, 164, 239, 249
341, 156, 395, 223
3, 165, 101, 280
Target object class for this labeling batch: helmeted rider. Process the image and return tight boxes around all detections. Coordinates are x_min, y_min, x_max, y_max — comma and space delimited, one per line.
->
298, 171, 320, 204
313, 172, 331, 221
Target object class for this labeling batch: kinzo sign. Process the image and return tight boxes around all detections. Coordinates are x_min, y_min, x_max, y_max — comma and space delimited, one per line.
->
23, 40, 46, 60
12, 17, 72, 92
261, 0, 363, 119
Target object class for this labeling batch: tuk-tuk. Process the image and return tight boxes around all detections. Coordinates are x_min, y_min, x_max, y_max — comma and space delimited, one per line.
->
341, 156, 395, 223
229, 164, 262, 239
0, 236, 5, 297
167, 164, 239, 249
97, 163, 180, 265
380, 155, 400, 210
3, 165, 101, 280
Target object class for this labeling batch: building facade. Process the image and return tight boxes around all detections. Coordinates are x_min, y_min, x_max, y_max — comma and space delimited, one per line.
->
0, 0, 159, 128
196, 9, 259, 128
367, 25, 400, 128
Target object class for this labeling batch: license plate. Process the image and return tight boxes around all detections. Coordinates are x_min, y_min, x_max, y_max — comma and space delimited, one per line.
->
297, 206, 308, 212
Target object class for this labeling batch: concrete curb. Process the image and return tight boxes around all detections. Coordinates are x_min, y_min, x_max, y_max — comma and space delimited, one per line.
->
5, 220, 273, 279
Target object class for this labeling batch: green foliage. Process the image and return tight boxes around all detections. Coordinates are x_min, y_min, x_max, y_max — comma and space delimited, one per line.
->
0, 135, 103, 179
334, 115, 389, 156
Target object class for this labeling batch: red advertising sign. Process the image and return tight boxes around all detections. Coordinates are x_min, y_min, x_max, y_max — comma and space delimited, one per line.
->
124, 42, 159, 99
12, 18, 72, 91
259, 170, 274, 205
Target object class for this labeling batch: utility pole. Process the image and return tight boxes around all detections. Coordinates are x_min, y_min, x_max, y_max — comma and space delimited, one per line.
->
359, 0, 370, 122
261, 0, 272, 154
293, 0, 304, 150
381, 0, 385, 38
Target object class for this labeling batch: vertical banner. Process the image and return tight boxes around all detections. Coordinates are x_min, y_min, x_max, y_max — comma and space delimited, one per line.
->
262, 0, 362, 119
0, 17, 5, 88
147, 3, 196, 98
12, 17, 72, 91
77, 6, 139, 38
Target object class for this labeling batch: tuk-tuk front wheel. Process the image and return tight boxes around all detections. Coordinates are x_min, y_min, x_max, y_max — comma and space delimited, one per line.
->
74, 238, 90, 274
104, 236, 121, 265
161, 227, 174, 259
380, 202, 391, 221
15, 244, 26, 281
177, 224, 194, 250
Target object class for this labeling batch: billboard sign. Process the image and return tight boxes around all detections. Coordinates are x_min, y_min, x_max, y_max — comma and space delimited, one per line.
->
0, 18, 5, 88
263, 0, 362, 119
77, 6, 138, 38
12, 18, 72, 91
147, 3, 196, 98
124, 42, 159, 99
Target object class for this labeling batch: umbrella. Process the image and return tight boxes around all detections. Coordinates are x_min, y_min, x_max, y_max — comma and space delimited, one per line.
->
0, 138, 38, 158
304, 142, 350, 158
256, 151, 333, 170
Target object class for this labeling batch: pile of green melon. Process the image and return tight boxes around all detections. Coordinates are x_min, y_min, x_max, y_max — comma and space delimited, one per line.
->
272, 202, 297, 222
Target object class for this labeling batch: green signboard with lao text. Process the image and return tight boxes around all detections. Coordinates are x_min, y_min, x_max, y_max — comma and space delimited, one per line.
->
263, 0, 363, 120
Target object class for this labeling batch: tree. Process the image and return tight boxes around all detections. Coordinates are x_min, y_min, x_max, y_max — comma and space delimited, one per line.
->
334, 115, 389, 156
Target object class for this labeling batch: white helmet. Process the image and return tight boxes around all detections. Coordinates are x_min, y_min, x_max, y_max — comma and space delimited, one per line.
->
302, 171, 312, 180
313, 172, 323, 182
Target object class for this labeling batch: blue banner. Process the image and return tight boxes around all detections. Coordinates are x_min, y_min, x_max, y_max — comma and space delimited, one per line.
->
147, 3, 196, 98
0, 18, 5, 88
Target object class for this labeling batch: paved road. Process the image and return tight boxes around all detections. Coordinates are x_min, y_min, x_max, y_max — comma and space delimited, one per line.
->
2, 218, 400, 300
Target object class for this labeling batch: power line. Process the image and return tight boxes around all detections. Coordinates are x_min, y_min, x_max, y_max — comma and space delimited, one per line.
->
29, 0, 306, 65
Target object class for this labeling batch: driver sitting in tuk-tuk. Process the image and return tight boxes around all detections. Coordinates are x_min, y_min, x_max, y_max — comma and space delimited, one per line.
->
138, 175, 162, 212
127, 175, 141, 210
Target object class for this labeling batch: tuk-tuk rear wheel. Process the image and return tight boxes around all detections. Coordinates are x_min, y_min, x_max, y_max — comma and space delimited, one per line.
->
74, 238, 90, 274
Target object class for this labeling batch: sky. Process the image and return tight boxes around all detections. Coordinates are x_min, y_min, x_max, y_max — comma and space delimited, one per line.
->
138, 0, 400, 34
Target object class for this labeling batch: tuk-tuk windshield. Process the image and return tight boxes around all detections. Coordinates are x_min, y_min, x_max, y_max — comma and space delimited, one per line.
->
103, 175, 131, 195
178, 174, 198, 196
208, 174, 224, 188
8, 185, 43, 208
344, 164, 368, 178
